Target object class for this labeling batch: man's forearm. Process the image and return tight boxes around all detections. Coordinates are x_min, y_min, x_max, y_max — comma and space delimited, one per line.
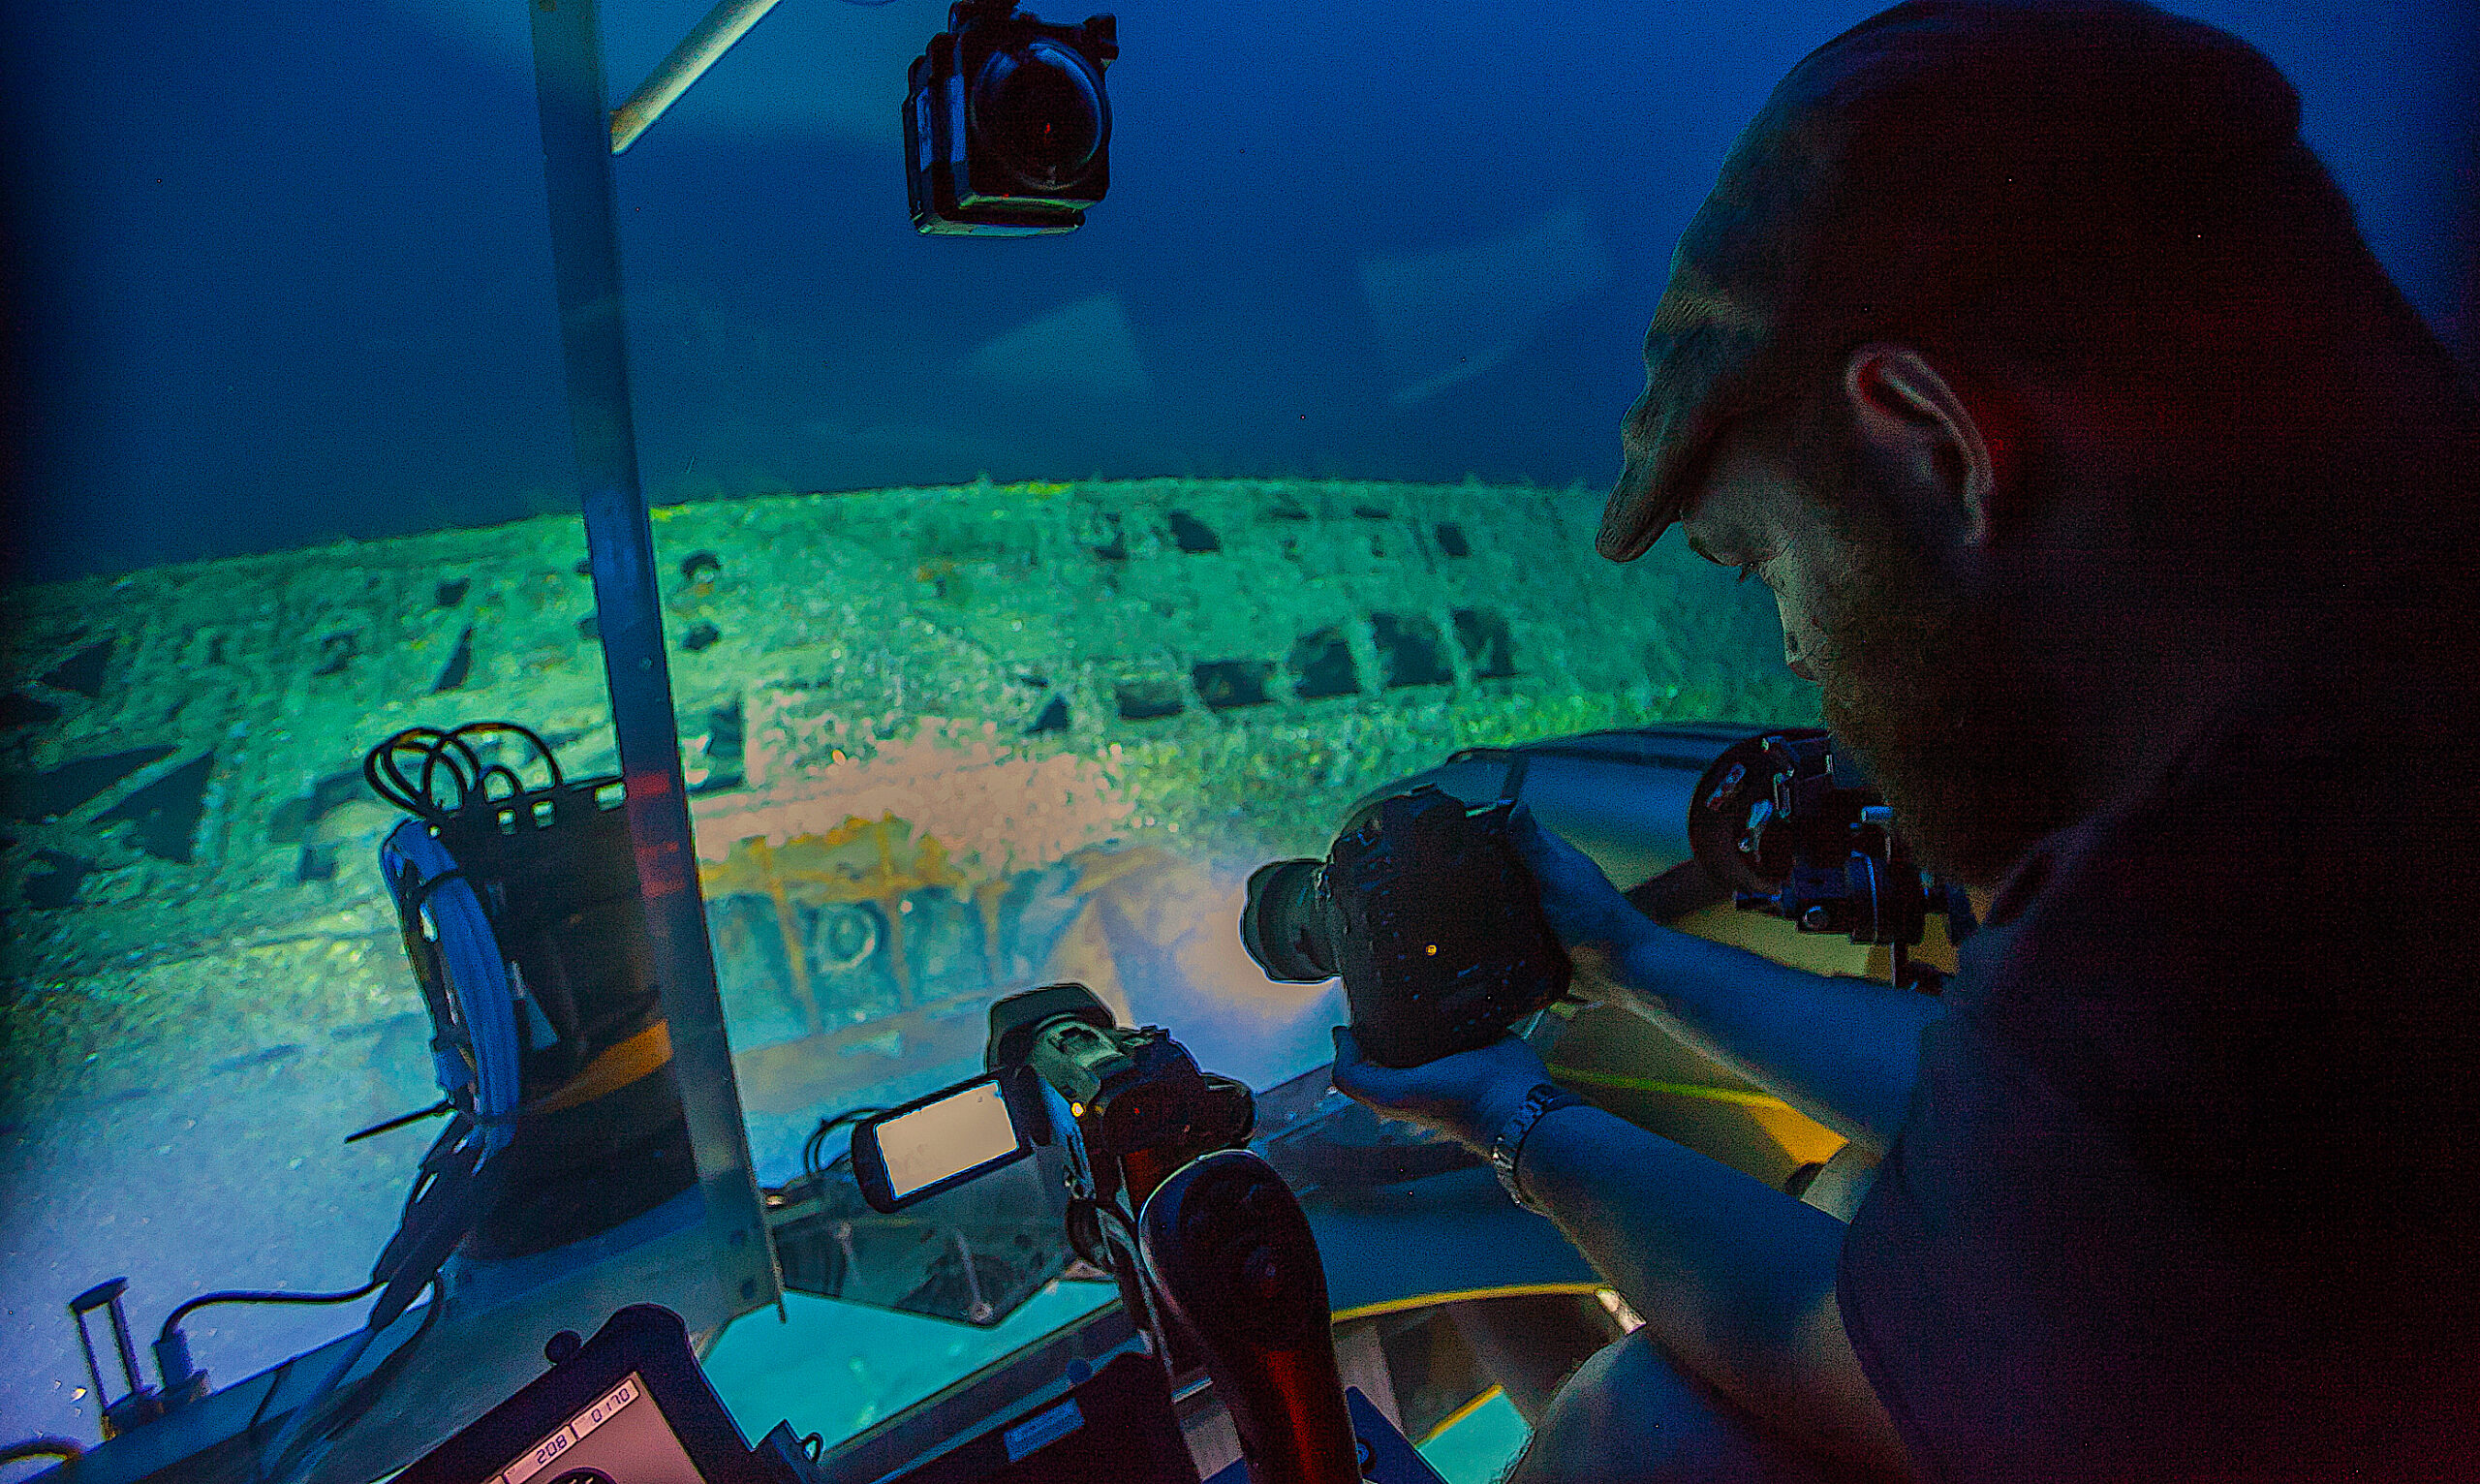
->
1518, 1102, 1910, 1475
1602, 925, 1940, 1152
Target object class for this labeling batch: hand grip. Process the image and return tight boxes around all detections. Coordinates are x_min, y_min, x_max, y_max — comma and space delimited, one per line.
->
1137, 1151, 1360, 1484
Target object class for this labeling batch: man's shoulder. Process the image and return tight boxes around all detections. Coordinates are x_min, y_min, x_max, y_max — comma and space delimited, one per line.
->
1867, 572, 2480, 1225
1955, 584, 2480, 1146
1836, 577, 2480, 1478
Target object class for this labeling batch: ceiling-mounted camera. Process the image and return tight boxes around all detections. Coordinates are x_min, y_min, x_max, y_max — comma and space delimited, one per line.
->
904, 0, 1118, 235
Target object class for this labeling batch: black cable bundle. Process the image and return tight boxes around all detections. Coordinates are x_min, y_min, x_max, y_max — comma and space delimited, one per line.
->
363, 722, 570, 824
365, 722, 696, 1261
798, 1106, 888, 1192
223, 719, 707, 1484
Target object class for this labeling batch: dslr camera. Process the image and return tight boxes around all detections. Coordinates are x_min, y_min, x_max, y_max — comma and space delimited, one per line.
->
904, 0, 1118, 235
1241, 787, 1572, 1068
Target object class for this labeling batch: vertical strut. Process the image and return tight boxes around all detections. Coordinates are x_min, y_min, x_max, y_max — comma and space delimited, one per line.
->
523, 0, 780, 1321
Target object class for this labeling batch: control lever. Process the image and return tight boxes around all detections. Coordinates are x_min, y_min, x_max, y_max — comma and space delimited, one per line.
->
1137, 1150, 1361, 1484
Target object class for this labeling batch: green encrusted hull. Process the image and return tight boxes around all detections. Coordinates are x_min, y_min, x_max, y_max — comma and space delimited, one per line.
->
0, 476, 1812, 1444
1, 478, 1809, 1129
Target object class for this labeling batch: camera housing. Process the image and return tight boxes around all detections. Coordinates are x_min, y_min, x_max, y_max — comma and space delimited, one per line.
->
1243, 787, 1571, 1068
904, 1, 1118, 235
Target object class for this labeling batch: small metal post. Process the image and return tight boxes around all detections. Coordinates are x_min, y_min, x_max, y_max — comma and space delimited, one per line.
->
68, 1279, 160, 1438
70, 1280, 125, 1410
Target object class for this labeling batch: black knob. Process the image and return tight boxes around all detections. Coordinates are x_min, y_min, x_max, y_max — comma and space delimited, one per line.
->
544, 1330, 583, 1367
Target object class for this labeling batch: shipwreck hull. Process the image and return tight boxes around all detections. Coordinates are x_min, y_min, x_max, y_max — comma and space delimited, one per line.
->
0, 477, 1810, 1434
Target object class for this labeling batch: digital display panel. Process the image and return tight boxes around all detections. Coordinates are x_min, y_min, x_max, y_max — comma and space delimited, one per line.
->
877, 1079, 1022, 1200
482, 1374, 705, 1484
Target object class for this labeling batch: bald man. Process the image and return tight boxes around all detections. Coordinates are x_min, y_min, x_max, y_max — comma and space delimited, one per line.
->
1333, 3, 2480, 1478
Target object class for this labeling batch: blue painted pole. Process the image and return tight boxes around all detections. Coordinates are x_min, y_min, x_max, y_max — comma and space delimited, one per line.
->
522, 0, 781, 1320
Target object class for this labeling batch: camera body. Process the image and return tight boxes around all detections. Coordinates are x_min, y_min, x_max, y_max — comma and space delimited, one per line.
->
904, 1, 1118, 235
987, 984, 1256, 1209
1243, 787, 1570, 1068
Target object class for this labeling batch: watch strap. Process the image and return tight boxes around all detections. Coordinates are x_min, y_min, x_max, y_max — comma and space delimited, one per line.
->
1488, 1084, 1587, 1212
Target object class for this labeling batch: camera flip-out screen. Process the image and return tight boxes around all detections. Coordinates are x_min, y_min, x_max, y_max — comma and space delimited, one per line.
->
853, 1074, 1033, 1212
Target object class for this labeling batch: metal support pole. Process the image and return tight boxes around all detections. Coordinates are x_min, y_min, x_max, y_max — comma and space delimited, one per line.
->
610, 0, 786, 154
523, 0, 781, 1321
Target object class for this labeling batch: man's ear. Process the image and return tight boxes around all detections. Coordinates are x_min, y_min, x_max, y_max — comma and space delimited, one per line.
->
1840, 344, 2000, 547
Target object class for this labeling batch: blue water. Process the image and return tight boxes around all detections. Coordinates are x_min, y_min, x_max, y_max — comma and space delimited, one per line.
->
0, 0, 2471, 585
1417, 1390, 1534, 1484
701, 1283, 1119, 1450
2, 0, 2475, 1465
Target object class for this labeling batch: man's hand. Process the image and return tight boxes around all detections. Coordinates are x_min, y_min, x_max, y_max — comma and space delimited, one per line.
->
1328, 1026, 1553, 1153
1326, 808, 1648, 1147
1506, 803, 1657, 1000
1514, 800, 1941, 1154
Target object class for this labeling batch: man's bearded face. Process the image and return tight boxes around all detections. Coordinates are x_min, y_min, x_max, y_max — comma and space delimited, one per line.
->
1777, 415, 2076, 892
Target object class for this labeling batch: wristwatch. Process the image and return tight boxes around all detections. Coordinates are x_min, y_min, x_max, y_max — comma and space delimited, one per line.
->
1488, 1084, 1588, 1212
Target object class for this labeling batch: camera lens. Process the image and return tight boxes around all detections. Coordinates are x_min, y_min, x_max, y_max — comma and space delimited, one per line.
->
1239, 859, 1339, 983
971, 41, 1108, 191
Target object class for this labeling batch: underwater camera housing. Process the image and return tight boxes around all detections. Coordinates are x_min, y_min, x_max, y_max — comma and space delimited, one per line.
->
1688, 728, 1976, 993
1240, 787, 1572, 1068
905, 0, 1118, 235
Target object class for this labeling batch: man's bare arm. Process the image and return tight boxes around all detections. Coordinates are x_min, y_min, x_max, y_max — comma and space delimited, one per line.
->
1516, 1102, 1912, 1477
1595, 926, 1940, 1153
1513, 807, 1940, 1152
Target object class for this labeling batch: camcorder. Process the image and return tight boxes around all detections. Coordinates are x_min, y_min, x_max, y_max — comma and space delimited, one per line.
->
1236, 728, 1973, 1072
852, 984, 1254, 1230
849, 984, 1376, 1482
904, 0, 1118, 235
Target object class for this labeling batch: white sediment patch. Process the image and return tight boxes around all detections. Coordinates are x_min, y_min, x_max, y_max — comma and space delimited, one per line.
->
694, 717, 1135, 881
